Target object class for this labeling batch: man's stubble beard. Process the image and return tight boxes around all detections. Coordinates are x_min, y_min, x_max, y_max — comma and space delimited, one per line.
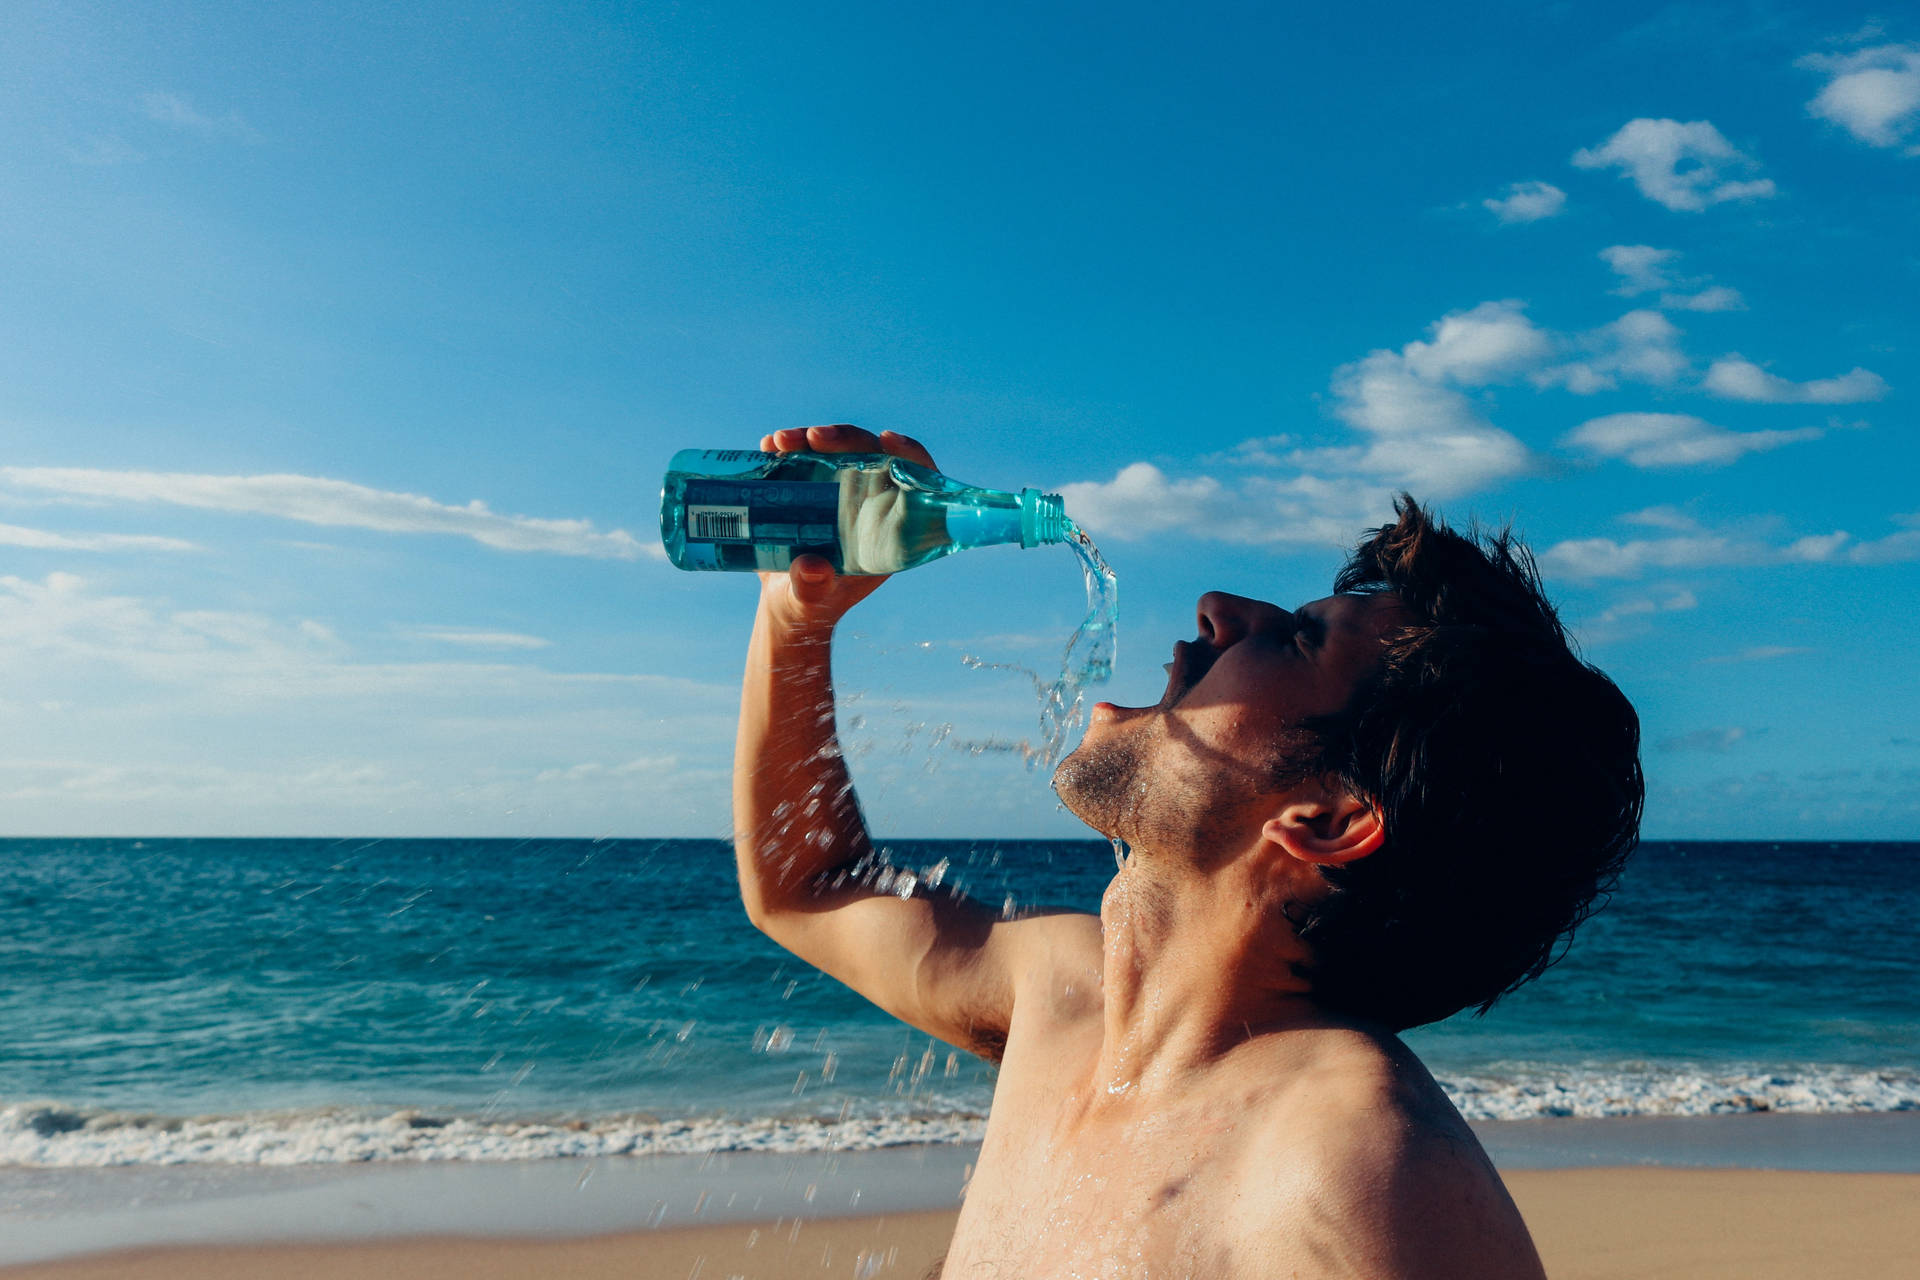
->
1051, 726, 1152, 842
1053, 719, 1250, 860
1054, 711, 1328, 864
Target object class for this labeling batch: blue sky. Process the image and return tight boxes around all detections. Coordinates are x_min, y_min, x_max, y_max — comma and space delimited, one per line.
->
2, 1, 1915, 838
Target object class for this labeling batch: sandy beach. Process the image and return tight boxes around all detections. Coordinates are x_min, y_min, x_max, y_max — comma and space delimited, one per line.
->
6, 1168, 1917, 1279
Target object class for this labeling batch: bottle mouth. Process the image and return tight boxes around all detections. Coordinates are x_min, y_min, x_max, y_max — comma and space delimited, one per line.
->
1021, 489, 1067, 547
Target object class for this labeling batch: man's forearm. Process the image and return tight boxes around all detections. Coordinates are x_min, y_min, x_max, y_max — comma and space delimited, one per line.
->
733, 602, 870, 927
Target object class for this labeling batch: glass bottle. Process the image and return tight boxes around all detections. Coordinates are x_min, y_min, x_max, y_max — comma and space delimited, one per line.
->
661, 449, 1066, 574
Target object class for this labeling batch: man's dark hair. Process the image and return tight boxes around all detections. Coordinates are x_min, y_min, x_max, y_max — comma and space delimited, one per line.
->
1291, 496, 1643, 1032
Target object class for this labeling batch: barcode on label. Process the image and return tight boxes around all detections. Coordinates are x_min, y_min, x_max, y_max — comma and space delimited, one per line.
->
689, 505, 751, 540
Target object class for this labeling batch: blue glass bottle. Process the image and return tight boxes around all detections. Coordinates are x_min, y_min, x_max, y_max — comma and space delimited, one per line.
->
660, 449, 1066, 574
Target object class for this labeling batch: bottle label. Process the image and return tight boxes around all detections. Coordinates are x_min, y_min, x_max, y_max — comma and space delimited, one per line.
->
693, 449, 776, 465
681, 478, 841, 551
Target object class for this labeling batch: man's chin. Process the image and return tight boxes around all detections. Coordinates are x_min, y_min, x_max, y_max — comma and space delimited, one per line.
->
1050, 729, 1144, 837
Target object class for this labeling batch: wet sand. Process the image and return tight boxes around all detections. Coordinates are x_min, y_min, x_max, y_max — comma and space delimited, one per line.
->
6, 1169, 1917, 1279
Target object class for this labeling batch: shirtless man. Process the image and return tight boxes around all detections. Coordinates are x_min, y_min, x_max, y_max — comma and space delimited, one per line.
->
734, 425, 1643, 1278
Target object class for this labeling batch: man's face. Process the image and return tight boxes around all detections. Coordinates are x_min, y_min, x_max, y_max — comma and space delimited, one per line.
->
1053, 589, 1407, 855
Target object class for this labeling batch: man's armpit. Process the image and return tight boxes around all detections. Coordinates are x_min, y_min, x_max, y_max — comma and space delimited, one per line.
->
956, 1004, 1008, 1064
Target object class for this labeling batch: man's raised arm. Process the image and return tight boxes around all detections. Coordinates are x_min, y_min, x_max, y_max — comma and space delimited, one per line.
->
732, 425, 1097, 1060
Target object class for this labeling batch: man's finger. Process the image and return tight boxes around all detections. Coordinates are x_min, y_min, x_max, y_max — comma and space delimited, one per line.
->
802, 423, 883, 454
787, 554, 841, 606
879, 429, 937, 469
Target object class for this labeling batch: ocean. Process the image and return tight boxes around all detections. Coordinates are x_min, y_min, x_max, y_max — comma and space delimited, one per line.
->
1, 837, 1915, 1167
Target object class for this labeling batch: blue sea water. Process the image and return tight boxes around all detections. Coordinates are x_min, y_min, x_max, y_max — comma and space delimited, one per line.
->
0, 838, 1914, 1165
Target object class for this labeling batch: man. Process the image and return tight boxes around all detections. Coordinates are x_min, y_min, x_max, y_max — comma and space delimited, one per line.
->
734, 425, 1642, 1278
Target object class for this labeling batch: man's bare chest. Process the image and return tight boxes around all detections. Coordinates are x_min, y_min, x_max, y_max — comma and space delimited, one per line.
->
941, 1062, 1246, 1278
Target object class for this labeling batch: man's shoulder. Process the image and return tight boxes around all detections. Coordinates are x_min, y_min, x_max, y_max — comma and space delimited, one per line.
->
1233, 1030, 1545, 1279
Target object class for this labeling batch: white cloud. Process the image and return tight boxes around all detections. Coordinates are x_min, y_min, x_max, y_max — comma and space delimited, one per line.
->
1801, 43, 1920, 150
1325, 349, 1533, 494
138, 91, 262, 143
1398, 299, 1555, 385
1701, 646, 1813, 665
1657, 726, 1756, 752
1572, 118, 1777, 211
0, 523, 197, 552
403, 627, 553, 650
1589, 587, 1699, 630
0, 467, 655, 560
1599, 246, 1744, 312
1535, 309, 1690, 393
1840, 514, 1920, 565
535, 755, 680, 785
0, 571, 746, 835
1565, 412, 1824, 467
1483, 180, 1567, 223
0, 571, 713, 699
1620, 505, 1702, 532
1542, 513, 1920, 579
1061, 302, 1551, 547
1600, 245, 1679, 294
1662, 285, 1745, 312
1542, 534, 1749, 579
1702, 356, 1889, 404
1056, 463, 1224, 540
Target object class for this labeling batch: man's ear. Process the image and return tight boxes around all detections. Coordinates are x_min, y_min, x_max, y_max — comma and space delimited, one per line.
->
1262, 783, 1384, 867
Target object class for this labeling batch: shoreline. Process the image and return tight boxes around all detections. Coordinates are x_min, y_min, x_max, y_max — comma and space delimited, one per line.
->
1, 1113, 1918, 1270
3, 1170, 1918, 1279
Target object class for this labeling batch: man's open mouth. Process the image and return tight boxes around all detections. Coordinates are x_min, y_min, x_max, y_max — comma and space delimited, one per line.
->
1160, 640, 1216, 709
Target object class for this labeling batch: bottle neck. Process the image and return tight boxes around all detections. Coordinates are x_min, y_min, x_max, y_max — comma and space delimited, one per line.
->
1020, 489, 1067, 548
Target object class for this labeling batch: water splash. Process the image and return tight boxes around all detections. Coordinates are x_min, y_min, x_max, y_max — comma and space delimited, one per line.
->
1039, 520, 1117, 765
956, 520, 1117, 770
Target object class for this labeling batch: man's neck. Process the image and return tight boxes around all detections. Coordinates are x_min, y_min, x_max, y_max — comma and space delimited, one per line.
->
1088, 851, 1324, 1104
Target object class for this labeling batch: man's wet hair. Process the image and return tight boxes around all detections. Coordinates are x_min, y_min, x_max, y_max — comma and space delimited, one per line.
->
1291, 496, 1643, 1032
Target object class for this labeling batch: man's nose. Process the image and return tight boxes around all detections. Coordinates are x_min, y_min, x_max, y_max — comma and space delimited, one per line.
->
1196, 592, 1291, 648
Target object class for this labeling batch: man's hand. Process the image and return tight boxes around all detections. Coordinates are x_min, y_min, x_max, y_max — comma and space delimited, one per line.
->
753, 424, 938, 634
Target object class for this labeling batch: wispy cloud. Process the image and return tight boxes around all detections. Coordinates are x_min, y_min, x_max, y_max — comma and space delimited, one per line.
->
402, 627, 553, 650
1482, 180, 1567, 223
1588, 587, 1698, 632
1542, 513, 1920, 579
1600, 245, 1680, 295
1657, 726, 1760, 752
0, 523, 197, 553
1664, 285, 1745, 312
1533, 309, 1690, 394
138, 91, 263, 144
534, 755, 680, 785
1701, 646, 1812, 666
1543, 533, 1751, 579
66, 135, 143, 166
1620, 505, 1702, 532
1058, 276, 1880, 548
1800, 42, 1920, 152
1060, 302, 1540, 545
1572, 119, 1777, 211
1703, 356, 1888, 404
1598, 245, 1745, 311
1565, 412, 1824, 467
0, 468, 656, 560
0, 571, 720, 705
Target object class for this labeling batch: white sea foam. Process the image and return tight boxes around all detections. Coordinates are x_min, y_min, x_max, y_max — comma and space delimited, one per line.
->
3, 1064, 1914, 1166
0, 1101, 988, 1168
1437, 1064, 1920, 1121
